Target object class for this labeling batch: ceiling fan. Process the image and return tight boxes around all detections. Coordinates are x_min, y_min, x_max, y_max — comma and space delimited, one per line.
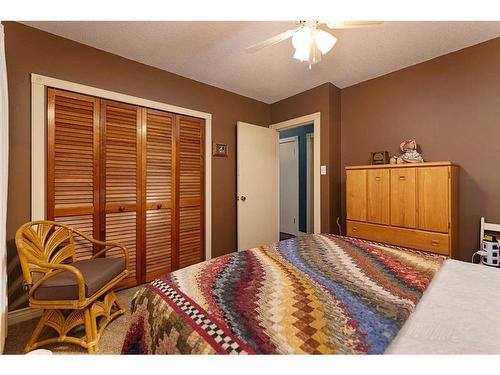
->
246, 21, 383, 68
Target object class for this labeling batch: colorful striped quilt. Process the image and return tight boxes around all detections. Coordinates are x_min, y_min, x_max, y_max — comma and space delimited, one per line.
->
122, 234, 444, 354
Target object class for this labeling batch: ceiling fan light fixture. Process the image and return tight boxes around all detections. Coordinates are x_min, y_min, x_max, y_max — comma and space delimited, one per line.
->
313, 29, 337, 55
309, 39, 322, 66
293, 44, 310, 61
291, 26, 311, 49
292, 26, 312, 61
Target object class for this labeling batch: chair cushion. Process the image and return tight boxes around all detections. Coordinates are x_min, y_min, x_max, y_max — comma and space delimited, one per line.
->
33, 257, 126, 301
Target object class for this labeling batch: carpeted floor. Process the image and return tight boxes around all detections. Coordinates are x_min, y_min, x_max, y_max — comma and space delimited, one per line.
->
4, 286, 142, 354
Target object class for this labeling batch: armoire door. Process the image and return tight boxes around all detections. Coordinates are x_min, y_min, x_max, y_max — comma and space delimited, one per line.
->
417, 167, 449, 233
390, 168, 416, 228
47, 88, 100, 260
143, 108, 174, 282
176, 115, 205, 268
366, 169, 390, 225
101, 100, 142, 287
346, 169, 367, 222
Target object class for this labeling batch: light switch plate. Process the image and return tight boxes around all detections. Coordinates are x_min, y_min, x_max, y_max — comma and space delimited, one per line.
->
320, 165, 327, 175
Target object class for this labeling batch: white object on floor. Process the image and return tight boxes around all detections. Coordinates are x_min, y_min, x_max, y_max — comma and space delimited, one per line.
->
26, 349, 53, 355
387, 259, 500, 354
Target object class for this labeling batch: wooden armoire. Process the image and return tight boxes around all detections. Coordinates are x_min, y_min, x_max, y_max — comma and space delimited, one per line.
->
47, 88, 205, 287
346, 162, 459, 258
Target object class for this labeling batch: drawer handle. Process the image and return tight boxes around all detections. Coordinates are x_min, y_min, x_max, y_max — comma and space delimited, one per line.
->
352, 227, 358, 232
431, 240, 440, 246
375, 176, 381, 181
398, 176, 406, 181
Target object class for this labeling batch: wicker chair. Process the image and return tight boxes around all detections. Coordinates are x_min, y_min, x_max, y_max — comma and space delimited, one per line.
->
15, 220, 129, 353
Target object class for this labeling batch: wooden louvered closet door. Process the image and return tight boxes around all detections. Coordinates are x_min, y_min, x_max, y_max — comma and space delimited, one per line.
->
176, 115, 205, 269
48, 89, 205, 288
143, 109, 174, 281
47, 89, 100, 260
101, 100, 142, 287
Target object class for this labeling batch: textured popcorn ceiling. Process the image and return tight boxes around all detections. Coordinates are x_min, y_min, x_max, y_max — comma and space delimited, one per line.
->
22, 21, 500, 103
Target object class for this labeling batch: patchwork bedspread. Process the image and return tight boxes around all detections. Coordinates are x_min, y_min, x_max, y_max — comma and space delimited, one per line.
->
122, 234, 444, 354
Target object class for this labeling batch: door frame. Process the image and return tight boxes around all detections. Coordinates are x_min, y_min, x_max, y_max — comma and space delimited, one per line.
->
306, 133, 314, 234
270, 112, 321, 234
30, 73, 212, 261
279, 136, 299, 236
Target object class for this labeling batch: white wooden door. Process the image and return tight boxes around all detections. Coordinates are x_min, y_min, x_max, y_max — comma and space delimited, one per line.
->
237, 122, 278, 251
279, 137, 299, 236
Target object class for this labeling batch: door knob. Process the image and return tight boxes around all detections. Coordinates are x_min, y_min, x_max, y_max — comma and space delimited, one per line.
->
240, 196, 247, 202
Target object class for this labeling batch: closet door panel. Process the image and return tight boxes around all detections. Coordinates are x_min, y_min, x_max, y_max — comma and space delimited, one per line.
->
145, 209, 172, 279
102, 100, 142, 285
47, 88, 100, 259
105, 211, 137, 282
179, 206, 202, 268
177, 115, 205, 269
144, 109, 174, 281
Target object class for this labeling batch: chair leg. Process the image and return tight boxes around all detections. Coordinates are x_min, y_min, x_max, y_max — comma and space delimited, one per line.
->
24, 309, 49, 353
113, 292, 126, 314
83, 307, 96, 354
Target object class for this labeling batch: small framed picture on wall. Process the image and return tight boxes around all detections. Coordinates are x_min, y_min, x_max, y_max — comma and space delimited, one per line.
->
213, 142, 228, 157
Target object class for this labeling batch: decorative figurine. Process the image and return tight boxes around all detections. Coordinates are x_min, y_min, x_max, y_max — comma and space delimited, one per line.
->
397, 139, 424, 163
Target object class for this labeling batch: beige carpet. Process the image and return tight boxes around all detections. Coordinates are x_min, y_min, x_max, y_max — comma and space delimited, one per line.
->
4, 286, 142, 354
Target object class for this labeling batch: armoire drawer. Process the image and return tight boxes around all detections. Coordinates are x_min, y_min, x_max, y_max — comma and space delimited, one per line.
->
346, 220, 450, 256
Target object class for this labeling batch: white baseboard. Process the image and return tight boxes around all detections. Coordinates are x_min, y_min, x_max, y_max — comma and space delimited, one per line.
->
8, 307, 42, 326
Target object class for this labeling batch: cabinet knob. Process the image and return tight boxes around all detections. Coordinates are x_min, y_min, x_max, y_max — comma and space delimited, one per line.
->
398, 176, 406, 181
352, 227, 358, 232
118, 206, 125, 212
240, 196, 247, 202
375, 176, 381, 181
157, 203, 163, 209
431, 240, 440, 246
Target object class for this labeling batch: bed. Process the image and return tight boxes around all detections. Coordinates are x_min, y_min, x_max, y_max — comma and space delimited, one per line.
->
121, 234, 500, 354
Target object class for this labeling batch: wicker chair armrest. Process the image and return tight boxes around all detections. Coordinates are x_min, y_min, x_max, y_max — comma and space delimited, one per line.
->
91, 242, 130, 271
29, 261, 86, 301
71, 227, 130, 270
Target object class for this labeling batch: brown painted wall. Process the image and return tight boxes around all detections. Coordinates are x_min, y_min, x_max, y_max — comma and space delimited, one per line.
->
341, 37, 500, 261
270, 83, 342, 233
3, 22, 270, 310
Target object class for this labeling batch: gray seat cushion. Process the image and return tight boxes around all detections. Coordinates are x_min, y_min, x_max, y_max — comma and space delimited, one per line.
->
33, 257, 126, 301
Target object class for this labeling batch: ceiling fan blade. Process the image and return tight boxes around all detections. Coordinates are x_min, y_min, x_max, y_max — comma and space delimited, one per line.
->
246, 29, 297, 53
326, 21, 384, 29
